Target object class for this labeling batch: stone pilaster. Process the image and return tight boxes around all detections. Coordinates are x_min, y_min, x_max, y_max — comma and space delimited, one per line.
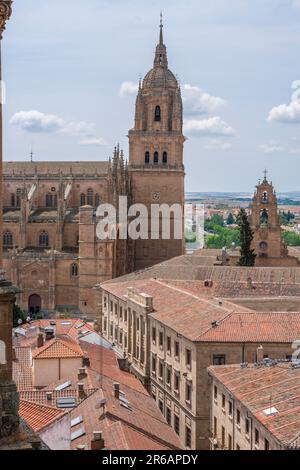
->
0, 269, 21, 438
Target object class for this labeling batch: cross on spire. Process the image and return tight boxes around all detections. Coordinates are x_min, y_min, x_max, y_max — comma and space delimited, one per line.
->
264, 168, 268, 181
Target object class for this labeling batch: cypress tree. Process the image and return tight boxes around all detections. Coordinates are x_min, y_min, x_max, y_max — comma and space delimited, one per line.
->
236, 208, 256, 266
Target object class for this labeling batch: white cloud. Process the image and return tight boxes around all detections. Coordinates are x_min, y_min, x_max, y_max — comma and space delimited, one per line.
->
184, 116, 235, 137
268, 81, 300, 123
205, 139, 233, 151
258, 143, 284, 154
10, 109, 106, 145
61, 121, 97, 137
79, 137, 107, 146
182, 84, 227, 116
119, 81, 139, 97
10, 110, 64, 133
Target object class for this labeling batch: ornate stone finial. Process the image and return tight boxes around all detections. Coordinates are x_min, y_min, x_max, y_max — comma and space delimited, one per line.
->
0, 1, 13, 40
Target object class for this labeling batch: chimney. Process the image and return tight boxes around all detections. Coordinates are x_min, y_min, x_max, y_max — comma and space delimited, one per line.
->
78, 367, 87, 380
46, 391, 53, 402
45, 328, 54, 341
91, 431, 105, 451
37, 333, 44, 348
257, 345, 264, 363
78, 383, 85, 400
113, 383, 120, 399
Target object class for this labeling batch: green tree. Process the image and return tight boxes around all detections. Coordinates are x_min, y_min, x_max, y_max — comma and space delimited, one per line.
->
236, 209, 256, 266
226, 212, 235, 225
282, 231, 300, 246
13, 304, 26, 328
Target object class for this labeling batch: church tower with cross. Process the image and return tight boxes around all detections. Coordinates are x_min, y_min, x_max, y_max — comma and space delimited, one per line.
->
250, 171, 299, 266
128, 15, 185, 269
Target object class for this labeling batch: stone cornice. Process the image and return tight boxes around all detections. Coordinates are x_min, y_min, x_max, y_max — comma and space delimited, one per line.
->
0, 1, 12, 39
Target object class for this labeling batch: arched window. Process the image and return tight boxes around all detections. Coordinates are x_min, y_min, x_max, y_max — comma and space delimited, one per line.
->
16, 189, 22, 208
262, 191, 268, 203
46, 194, 53, 208
11, 194, 15, 207
155, 106, 161, 122
87, 188, 94, 206
145, 151, 150, 164
80, 194, 86, 206
163, 151, 168, 164
3, 231, 13, 248
260, 209, 268, 225
154, 152, 159, 165
95, 194, 101, 207
71, 263, 79, 278
39, 231, 49, 247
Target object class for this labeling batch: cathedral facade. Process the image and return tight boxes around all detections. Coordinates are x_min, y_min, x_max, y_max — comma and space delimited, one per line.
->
2, 21, 185, 317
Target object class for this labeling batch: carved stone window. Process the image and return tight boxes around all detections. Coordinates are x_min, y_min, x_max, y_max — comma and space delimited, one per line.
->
155, 105, 161, 122
39, 231, 49, 247
3, 231, 13, 247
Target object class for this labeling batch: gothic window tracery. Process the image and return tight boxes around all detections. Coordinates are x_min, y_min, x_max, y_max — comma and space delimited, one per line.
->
87, 188, 94, 206
39, 231, 49, 247
3, 231, 13, 247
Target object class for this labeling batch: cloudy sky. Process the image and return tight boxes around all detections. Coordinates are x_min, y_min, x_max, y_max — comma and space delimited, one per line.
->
4, 0, 300, 192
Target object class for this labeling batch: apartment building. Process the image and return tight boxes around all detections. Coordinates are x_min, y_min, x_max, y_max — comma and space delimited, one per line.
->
208, 360, 300, 450
99, 278, 300, 449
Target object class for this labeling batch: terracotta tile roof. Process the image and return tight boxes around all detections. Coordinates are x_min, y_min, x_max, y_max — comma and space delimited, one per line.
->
21, 319, 95, 336
209, 363, 300, 447
13, 346, 33, 391
32, 337, 83, 359
79, 342, 148, 394
102, 279, 249, 341
70, 381, 183, 450
19, 400, 67, 432
201, 312, 300, 343
19, 388, 96, 408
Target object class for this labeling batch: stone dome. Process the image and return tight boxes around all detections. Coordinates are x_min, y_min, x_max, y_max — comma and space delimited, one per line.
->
143, 66, 178, 90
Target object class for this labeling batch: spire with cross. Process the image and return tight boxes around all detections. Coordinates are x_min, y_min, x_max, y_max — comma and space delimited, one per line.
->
263, 168, 268, 182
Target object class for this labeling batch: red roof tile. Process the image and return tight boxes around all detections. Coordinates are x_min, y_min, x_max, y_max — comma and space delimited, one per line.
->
209, 364, 300, 446
32, 337, 83, 359
19, 400, 67, 432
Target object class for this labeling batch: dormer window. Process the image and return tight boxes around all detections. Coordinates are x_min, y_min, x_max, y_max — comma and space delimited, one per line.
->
155, 106, 161, 122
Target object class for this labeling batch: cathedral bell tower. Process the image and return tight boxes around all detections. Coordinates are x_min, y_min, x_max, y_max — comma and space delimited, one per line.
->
250, 171, 289, 265
128, 16, 185, 269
